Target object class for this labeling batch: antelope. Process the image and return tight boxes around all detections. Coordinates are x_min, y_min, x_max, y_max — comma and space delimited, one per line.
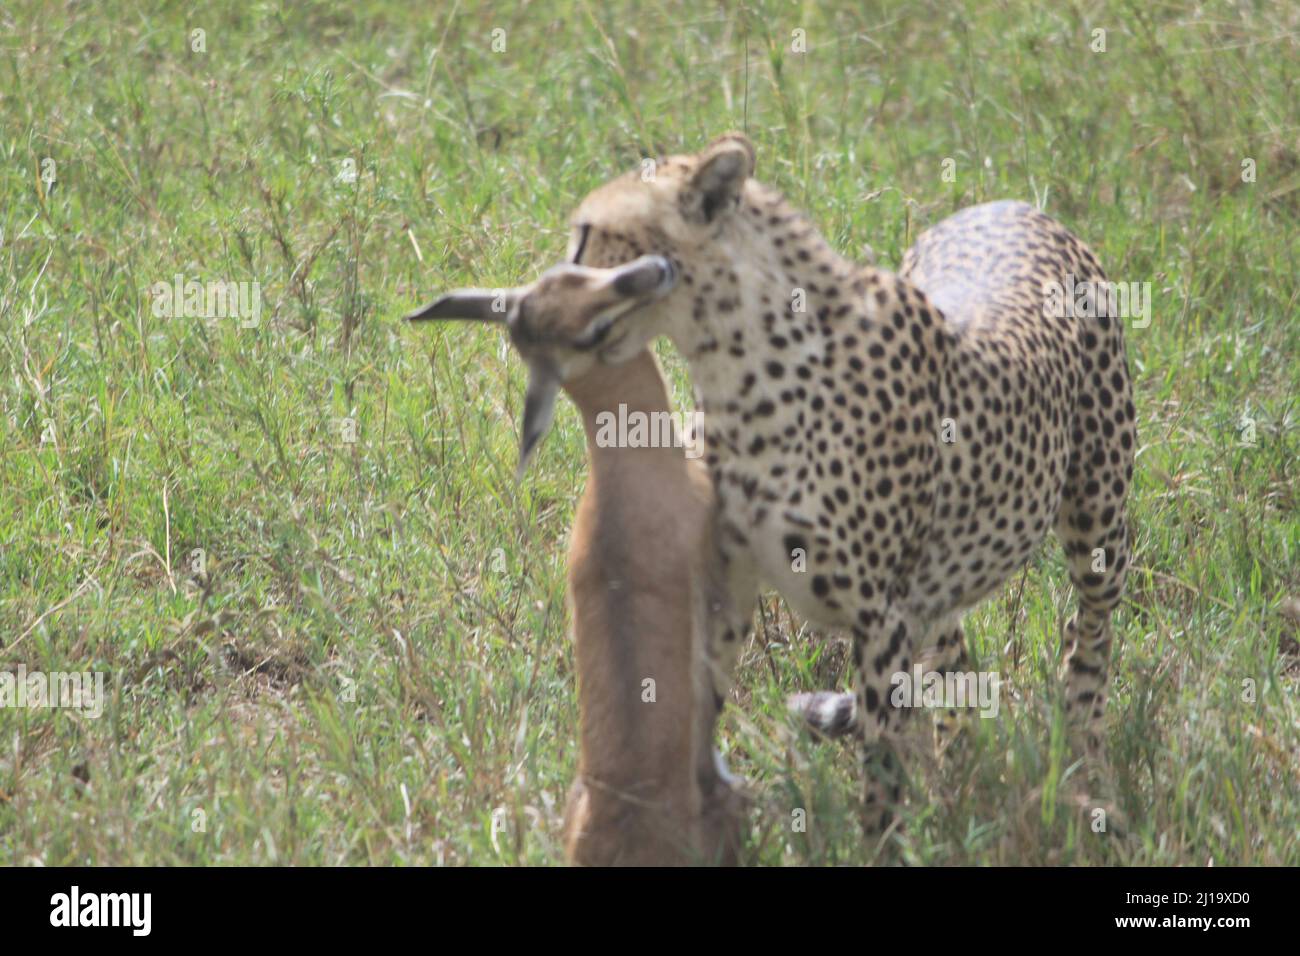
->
406, 256, 744, 865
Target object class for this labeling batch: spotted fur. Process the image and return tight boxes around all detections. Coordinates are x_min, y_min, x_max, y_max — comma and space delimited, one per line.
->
560, 134, 1136, 837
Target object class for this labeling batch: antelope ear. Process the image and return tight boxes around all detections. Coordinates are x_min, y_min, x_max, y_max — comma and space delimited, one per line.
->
567, 256, 677, 351
609, 254, 677, 298
687, 133, 756, 223
517, 361, 561, 479
404, 288, 515, 323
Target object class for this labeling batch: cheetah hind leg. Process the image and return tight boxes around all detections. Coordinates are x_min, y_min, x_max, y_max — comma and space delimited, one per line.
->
852, 611, 921, 844
1057, 507, 1130, 763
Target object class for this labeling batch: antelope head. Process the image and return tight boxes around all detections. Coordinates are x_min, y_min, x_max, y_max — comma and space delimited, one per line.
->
405, 255, 677, 475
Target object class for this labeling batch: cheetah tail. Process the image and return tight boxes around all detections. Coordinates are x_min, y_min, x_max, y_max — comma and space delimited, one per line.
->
786, 690, 860, 740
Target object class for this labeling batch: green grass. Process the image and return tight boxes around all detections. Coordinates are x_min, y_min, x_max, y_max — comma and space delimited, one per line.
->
1, 0, 1297, 865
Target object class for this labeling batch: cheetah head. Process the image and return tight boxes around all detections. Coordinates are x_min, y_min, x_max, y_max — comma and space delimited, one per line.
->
563, 132, 758, 362
404, 255, 677, 474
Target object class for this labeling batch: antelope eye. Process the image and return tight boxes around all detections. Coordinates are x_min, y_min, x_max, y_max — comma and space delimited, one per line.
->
572, 315, 614, 350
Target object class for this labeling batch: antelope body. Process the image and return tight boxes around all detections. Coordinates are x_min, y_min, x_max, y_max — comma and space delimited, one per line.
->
407, 259, 742, 865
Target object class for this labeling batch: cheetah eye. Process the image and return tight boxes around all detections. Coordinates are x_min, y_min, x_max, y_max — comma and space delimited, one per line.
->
569, 224, 591, 265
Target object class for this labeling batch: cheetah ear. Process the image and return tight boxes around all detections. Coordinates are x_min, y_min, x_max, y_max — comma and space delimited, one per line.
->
686, 133, 756, 223
404, 288, 515, 323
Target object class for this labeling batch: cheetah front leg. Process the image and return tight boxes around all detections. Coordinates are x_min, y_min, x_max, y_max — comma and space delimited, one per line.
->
694, 539, 759, 821
922, 616, 969, 752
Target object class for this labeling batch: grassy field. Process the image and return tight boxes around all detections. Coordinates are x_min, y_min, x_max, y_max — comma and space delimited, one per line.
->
1, 0, 1297, 865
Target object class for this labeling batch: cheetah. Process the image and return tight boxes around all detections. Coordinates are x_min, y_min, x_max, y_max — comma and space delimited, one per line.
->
548, 134, 1137, 835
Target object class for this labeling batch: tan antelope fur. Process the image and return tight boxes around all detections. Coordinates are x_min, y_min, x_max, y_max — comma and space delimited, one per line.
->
406, 258, 743, 865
